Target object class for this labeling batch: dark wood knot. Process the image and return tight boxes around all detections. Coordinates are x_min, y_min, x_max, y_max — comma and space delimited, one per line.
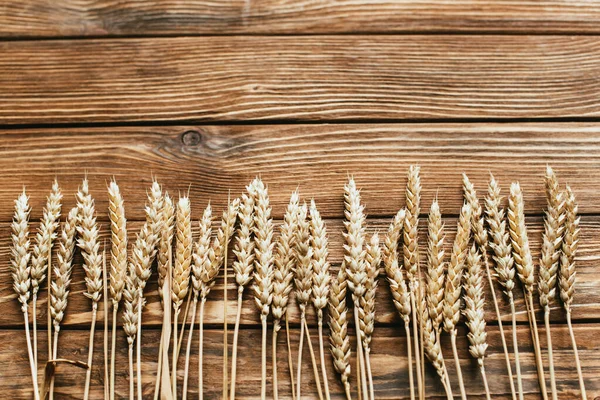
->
181, 130, 202, 146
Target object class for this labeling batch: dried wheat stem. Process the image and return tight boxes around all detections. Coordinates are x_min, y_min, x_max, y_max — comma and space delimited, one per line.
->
11, 190, 40, 400
329, 265, 352, 400
103, 248, 109, 400
508, 182, 548, 400
285, 313, 297, 400
559, 186, 586, 399
485, 174, 523, 400
182, 296, 198, 400
310, 199, 332, 400
464, 244, 491, 400
271, 190, 299, 400
537, 167, 565, 400
360, 233, 380, 400
222, 191, 234, 400
463, 174, 516, 400
343, 177, 369, 398
403, 165, 423, 400
251, 178, 274, 400
123, 265, 139, 400
443, 202, 471, 400
383, 209, 414, 400
230, 185, 256, 399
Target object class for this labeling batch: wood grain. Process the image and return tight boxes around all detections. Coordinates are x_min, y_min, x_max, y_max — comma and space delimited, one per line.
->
1, 324, 598, 399
1, 123, 600, 221
1, 1, 600, 37
2, 36, 600, 124
2, 215, 598, 328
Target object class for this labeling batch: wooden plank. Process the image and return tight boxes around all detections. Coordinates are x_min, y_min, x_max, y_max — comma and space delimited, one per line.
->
1, 324, 598, 399
2, 215, 598, 328
2, 36, 600, 124
1, 123, 600, 221
2, 1, 600, 37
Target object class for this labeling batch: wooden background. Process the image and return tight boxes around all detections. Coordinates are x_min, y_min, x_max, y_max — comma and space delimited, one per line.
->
1, 1, 599, 399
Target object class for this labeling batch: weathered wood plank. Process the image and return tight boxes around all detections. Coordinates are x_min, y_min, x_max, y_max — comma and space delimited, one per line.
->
1, 123, 600, 221
1, 324, 598, 399
1, 1, 600, 37
1, 215, 598, 328
2, 36, 600, 124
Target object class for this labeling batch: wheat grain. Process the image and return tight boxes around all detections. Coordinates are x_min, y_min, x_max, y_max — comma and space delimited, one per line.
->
252, 177, 275, 400
271, 190, 299, 400
329, 265, 352, 400
559, 185, 586, 399
485, 174, 523, 400
463, 244, 491, 400
10, 189, 39, 399
157, 193, 175, 303
382, 208, 414, 400
425, 200, 445, 330
361, 233, 380, 400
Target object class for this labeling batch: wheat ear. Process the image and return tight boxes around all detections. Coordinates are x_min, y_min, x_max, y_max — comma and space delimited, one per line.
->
104, 180, 128, 400
329, 265, 352, 400
10, 190, 40, 399
538, 167, 565, 400
169, 195, 192, 400
48, 206, 78, 397
76, 178, 103, 400
343, 177, 369, 399
271, 190, 299, 400
463, 244, 491, 399
252, 177, 275, 400
383, 209, 414, 400
442, 202, 471, 400
228, 185, 256, 399
153, 192, 174, 400
559, 186, 586, 399
403, 165, 424, 400
309, 199, 332, 400
122, 261, 139, 400
463, 174, 516, 400
30, 179, 62, 371
508, 182, 548, 399
360, 233, 380, 400
485, 174, 523, 400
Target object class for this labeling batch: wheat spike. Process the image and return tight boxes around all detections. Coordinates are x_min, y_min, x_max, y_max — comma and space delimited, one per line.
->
157, 193, 175, 303
485, 174, 523, 400
361, 233, 380, 400
252, 177, 275, 400
192, 205, 214, 296
107, 180, 128, 305
122, 263, 139, 399
426, 200, 445, 330
329, 266, 352, 400
463, 244, 491, 399
171, 196, 193, 310
295, 203, 314, 313
559, 185, 586, 399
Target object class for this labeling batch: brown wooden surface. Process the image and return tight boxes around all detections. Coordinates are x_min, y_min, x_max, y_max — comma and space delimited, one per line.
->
2, 1, 600, 37
2, 36, 600, 124
2, 1, 600, 398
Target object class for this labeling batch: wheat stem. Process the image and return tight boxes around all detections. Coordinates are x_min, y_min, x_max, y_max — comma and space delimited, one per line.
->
128, 344, 134, 400
296, 311, 306, 400
223, 193, 232, 400
111, 305, 118, 400
231, 288, 244, 400
353, 302, 369, 399
261, 315, 268, 400
285, 313, 296, 400
304, 319, 324, 400
172, 307, 179, 399
508, 294, 523, 400
404, 321, 415, 400
544, 309, 557, 400
272, 320, 280, 400
177, 291, 192, 360
153, 327, 164, 400
526, 291, 547, 399
317, 316, 330, 400
357, 351, 362, 400
24, 308, 40, 400
182, 297, 198, 400
480, 361, 492, 400
33, 297, 38, 371
450, 331, 465, 400
566, 310, 586, 399
198, 298, 205, 400
103, 251, 109, 400
47, 249, 53, 371
136, 297, 143, 400
83, 304, 98, 400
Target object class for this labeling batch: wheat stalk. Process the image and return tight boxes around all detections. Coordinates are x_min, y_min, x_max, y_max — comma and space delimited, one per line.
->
122, 263, 140, 400
271, 190, 299, 400
360, 233, 380, 400
30, 179, 62, 371
538, 167, 565, 400
170, 195, 192, 399
251, 178, 275, 400
343, 177, 369, 399
383, 208, 414, 400
403, 165, 424, 400
75, 178, 103, 400
442, 201, 471, 400
10, 189, 40, 400
229, 185, 257, 399
485, 174, 523, 400
559, 186, 586, 399
463, 244, 491, 400
310, 199, 332, 400
48, 206, 78, 398
153, 192, 174, 400
329, 265, 352, 400
508, 182, 548, 399
463, 174, 516, 400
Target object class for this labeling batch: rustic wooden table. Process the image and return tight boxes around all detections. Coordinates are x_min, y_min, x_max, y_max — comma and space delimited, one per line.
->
1, 1, 599, 399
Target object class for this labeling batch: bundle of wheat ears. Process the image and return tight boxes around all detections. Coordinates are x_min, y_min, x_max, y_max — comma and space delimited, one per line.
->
8, 167, 588, 399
